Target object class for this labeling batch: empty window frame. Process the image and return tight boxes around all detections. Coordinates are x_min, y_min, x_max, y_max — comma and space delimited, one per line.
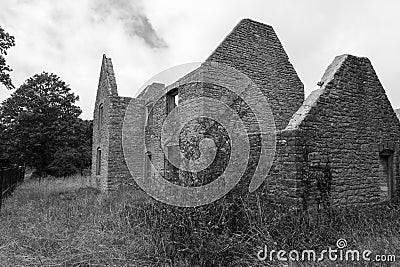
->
166, 89, 179, 114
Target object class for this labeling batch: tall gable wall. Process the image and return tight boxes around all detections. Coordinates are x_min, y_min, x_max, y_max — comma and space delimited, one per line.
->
281, 55, 400, 208
92, 55, 141, 192
206, 19, 304, 130
92, 55, 115, 191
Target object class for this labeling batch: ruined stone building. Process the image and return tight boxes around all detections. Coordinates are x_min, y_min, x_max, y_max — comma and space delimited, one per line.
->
92, 19, 400, 209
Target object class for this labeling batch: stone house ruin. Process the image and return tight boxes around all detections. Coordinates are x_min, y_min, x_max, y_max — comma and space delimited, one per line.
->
92, 19, 400, 209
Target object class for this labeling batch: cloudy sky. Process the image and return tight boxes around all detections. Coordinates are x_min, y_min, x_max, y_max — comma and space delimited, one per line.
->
0, 0, 399, 119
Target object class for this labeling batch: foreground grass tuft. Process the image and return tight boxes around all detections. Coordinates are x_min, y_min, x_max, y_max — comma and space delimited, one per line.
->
1, 176, 400, 266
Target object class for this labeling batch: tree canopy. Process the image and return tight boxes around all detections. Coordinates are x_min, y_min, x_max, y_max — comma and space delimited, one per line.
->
0, 25, 15, 90
0, 72, 92, 176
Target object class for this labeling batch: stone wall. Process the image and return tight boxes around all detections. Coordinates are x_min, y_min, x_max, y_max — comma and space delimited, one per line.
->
262, 129, 304, 207
121, 97, 146, 189
92, 20, 400, 211
92, 55, 143, 192
280, 54, 400, 208
108, 96, 136, 190
144, 91, 168, 178
130, 19, 303, 194
139, 61, 278, 209
92, 55, 115, 191
206, 18, 304, 130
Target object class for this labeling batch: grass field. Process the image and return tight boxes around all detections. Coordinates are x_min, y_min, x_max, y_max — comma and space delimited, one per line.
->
0, 176, 399, 266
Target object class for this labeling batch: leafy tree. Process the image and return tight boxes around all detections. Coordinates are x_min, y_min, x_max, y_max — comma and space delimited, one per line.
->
0, 25, 15, 90
0, 72, 92, 176
46, 119, 93, 176
0, 122, 14, 166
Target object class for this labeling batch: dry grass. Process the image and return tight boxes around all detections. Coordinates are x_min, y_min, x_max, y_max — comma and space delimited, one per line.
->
0, 176, 400, 266
0, 175, 163, 266
25, 175, 96, 195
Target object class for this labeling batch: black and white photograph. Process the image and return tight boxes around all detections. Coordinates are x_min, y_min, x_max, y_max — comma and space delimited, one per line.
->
0, 0, 399, 266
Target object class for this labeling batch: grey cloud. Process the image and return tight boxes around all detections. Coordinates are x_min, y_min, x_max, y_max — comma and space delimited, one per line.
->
92, 0, 167, 49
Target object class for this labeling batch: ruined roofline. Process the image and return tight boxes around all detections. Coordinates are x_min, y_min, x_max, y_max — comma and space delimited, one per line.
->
134, 64, 201, 100
101, 54, 118, 96
134, 18, 298, 103
136, 82, 165, 101
136, 19, 279, 98
101, 54, 136, 100
163, 66, 202, 93
285, 54, 370, 131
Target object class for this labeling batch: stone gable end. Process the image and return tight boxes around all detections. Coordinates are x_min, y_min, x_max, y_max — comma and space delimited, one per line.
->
278, 54, 400, 208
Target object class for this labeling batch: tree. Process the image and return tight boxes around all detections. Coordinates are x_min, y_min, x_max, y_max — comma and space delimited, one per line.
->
0, 25, 15, 90
0, 72, 92, 176
46, 119, 93, 177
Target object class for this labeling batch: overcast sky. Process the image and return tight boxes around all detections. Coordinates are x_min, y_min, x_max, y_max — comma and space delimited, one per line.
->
0, 0, 399, 119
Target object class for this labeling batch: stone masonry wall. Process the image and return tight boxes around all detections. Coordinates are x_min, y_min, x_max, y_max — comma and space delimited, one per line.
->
141, 70, 204, 182
93, 21, 400, 211
261, 129, 304, 207
107, 96, 138, 190
163, 62, 303, 208
92, 55, 115, 192
92, 55, 144, 192
285, 55, 400, 208
145, 93, 168, 178
134, 19, 303, 194
142, 61, 278, 208
119, 97, 146, 189
206, 18, 304, 130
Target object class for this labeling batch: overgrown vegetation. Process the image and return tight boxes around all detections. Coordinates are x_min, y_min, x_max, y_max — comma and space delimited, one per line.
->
0, 176, 399, 266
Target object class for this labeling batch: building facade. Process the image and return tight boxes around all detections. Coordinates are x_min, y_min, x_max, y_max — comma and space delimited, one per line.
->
92, 19, 400, 208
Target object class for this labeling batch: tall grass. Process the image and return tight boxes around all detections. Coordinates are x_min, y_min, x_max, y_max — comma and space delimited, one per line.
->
0, 175, 160, 266
0, 176, 399, 266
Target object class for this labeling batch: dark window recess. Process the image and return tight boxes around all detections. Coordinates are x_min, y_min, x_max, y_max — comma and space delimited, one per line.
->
166, 89, 179, 114
379, 149, 395, 200
98, 104, 104, 130
96, 148, 102, 175
145, 151, 152, 178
